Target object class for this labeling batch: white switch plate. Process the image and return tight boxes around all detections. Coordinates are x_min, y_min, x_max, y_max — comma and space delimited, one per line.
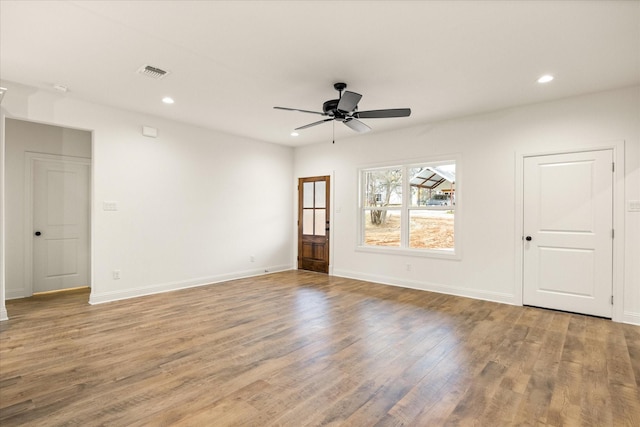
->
142, 125, 158, 138
628, 200, 640, 212
103, 201, 118, 211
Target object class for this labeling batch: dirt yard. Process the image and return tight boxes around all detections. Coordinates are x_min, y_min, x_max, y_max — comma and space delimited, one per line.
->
365, 214, 454, 249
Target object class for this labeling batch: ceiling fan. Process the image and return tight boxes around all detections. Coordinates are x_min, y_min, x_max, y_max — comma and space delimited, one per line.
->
274, 82, 411, 134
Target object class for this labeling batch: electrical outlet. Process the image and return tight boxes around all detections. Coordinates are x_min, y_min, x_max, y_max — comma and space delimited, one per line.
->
113, 270, 121, 280
250, 255, 255, 262
406, 263, 412, 271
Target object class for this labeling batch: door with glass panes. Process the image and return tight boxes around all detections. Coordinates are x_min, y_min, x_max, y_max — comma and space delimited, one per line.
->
298, 176, 330, 273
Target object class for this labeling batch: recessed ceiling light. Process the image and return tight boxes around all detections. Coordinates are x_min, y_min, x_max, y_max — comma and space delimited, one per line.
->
290, 131, 299, 137
537, 74, 554, 83
162, 97, 174, 104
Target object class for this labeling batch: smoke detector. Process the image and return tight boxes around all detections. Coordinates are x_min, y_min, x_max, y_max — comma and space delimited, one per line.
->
137, 65, 169, 80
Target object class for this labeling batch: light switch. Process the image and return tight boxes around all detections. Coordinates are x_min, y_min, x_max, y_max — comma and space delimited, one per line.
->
103, 201, 118, 211
629, 200, 640, 212
142, 126, 158, 138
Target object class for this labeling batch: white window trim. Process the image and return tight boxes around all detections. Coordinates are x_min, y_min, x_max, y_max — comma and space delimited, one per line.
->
356, 155, 461, 260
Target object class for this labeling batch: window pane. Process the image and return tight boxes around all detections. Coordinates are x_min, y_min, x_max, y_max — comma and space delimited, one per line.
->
303, 209, 314, 235
409, 210, 454, 249
315, 209, 326, 236
315, 181, 326, 208
364, 209, 401, 247
409, 164, 456, 207
303, 182, 314, 208
364, 168, 402, 208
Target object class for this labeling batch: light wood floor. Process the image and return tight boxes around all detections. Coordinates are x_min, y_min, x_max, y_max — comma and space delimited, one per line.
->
1, 271, 638, 426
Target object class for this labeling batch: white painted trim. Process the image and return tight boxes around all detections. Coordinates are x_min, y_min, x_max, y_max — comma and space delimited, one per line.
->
611, 142, 626, 324
514, 151, 524, 308
23, 152, 91, 298
329, 170, 336, 276
623, 311, 640, 326
1, 113, 6, 321
89, 264, 293, 305
5, 289, 28, 300
514, 141, 626, 322
333, 268, 517, 305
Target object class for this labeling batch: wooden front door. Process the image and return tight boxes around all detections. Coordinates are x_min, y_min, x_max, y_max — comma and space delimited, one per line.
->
298, 176, 330, 273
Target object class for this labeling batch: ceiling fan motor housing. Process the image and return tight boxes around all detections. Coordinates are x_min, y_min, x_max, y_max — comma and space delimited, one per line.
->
323, 99, 344, 118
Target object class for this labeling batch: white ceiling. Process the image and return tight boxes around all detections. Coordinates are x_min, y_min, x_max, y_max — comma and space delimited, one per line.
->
1, 1, 638, 147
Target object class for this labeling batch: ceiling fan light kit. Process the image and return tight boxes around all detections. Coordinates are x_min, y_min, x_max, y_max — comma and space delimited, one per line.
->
274, 82, 411, 138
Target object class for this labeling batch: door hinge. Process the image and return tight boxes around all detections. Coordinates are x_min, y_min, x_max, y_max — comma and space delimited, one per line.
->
612, 162, 615, 172
611, 295, 614, 305
612, 229, 615, 239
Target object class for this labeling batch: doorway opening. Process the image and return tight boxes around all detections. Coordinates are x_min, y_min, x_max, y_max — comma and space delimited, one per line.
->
298, 176, 330, 273
4, 118, 92, 303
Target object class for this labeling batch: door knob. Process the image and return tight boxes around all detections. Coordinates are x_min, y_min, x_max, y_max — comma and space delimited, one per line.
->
525, 236, 532, 241
34, 231, 42, 236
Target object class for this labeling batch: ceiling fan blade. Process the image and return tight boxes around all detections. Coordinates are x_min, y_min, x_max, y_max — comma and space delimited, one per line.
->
337, 91, 362, 113
274, 106, 325, 116
354, 108, 411, 119
343, 118, 371, 133
295, 118, 334, 131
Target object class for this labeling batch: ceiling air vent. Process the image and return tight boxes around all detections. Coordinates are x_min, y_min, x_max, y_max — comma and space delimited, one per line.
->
137, 65, 169, 80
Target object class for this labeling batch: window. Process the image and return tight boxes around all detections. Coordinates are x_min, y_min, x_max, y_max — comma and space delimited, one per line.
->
359, 159, 457, 257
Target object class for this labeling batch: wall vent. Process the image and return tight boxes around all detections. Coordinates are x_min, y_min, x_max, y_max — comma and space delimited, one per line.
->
137, 65, 169, 79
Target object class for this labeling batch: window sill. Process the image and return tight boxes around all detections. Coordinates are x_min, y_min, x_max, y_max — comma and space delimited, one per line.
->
355, 245, 461, 260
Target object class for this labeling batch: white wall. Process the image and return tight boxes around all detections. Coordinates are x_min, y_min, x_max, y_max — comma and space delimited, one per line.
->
294, 86, 640, 325
1, 81, 294, 308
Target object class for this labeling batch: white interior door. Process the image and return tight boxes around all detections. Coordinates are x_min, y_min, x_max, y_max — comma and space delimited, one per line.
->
32, 158, 90, 293
523, 149, 613, 318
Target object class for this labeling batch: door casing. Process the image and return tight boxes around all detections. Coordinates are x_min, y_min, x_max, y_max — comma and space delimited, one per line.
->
515, 142, 625, 322
298, 175, 330, 273
522, 149, 613, 317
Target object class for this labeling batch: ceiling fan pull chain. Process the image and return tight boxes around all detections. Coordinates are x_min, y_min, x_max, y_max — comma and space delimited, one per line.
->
332, 120, 335, 144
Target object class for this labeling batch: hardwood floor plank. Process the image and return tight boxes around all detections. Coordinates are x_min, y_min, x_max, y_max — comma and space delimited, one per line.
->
580, 337, 614, 426
1, 271, 638, 426
513, 328, 566, 425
